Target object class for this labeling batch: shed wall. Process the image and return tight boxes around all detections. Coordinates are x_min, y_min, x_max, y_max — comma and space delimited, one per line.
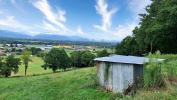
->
97, 62, 135, 93
97, 62, 105, 86
133, 64, 143, 80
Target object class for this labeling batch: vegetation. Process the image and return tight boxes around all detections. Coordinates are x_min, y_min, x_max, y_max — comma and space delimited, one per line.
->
115, 36, 139, 56
29, 47, 42, 56
116, 0, 177, 55
97, 49, 109, 57
21, 50, 32, 76
42, 48, 71, 72
144, 51, 165, 89
0, 55, 21, 77
70, 51, 96, 68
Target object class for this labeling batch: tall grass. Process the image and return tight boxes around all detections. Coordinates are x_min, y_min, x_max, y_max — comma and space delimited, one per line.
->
144, 51, 166, 89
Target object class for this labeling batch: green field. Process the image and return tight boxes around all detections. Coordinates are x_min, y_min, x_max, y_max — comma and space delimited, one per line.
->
0, 56, 177, 100
13, 56, 52, 76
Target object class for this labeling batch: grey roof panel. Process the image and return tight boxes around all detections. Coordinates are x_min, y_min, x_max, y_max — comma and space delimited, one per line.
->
94, 55, 164, 65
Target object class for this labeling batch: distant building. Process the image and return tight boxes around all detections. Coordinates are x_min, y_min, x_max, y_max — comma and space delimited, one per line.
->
94, 55, 164, 93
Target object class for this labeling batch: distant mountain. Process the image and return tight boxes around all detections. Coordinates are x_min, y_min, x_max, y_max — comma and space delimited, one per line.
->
34, 34, 89, 41
0, 30, 89, 41
0, 30, 31, 39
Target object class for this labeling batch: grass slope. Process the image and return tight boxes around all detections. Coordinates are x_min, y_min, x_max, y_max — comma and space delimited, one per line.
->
0, 68, 113, 100
1, 55, 177, 100
14, 56, 52, 76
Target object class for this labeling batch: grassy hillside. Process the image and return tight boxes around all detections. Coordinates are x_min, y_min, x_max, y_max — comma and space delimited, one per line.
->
0, 56, 177, 100
13, 56, 52, 76
0, 68, 113, 100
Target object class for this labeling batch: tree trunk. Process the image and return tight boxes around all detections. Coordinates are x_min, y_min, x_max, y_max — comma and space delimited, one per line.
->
25, 65, 28, 76
150, 41, 153, 53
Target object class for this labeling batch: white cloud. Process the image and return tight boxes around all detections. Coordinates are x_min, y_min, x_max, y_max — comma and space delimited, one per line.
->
113, 23, 136, 40
0, 16, 29, 30
32, 0, 68, 32
94, 0, 118, 32
77, 26, 85, 35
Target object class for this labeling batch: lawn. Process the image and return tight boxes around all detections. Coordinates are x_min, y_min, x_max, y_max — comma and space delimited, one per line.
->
0, 55, 177, 100
13, 56, 52, 76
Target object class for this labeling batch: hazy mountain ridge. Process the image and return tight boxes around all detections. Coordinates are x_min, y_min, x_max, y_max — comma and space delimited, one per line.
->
0, 30, 89, 41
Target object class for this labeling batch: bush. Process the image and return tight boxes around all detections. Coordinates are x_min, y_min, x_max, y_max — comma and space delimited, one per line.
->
97, 49, 109, 57
0, 55, 21, 77
70, 51, 96, 68
143, 51, 166, 89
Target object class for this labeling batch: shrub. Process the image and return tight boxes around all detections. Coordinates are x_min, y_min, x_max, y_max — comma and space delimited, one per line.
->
143, 51, 166, 89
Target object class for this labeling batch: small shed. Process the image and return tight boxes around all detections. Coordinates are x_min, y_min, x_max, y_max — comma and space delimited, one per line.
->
94, 55, 163, 93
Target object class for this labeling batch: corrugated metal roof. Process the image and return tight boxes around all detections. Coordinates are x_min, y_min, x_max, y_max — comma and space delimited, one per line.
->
94, 55, 164, 65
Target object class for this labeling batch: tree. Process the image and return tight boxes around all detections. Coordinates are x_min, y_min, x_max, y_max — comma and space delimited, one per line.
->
81, 51, 96, 67
133, 0, 177, 54
30, 47, 42, 55
42, 48, 70, 72
115, 36, 139, 56
0, 55, 21, 77
21, 50, 32, 76
97, 49, 109, 57
70, 51, 83, 67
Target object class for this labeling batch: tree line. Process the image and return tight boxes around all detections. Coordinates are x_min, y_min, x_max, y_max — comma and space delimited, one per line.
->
0, 48, 109, 77
116, 0, 177, 55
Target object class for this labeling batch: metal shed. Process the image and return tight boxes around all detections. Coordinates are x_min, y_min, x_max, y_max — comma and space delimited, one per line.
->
94, 55, 163, 93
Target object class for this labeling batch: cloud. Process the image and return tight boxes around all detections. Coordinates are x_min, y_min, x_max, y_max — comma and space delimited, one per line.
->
113, 23, 136, 40
77, 26, 86, 35
0, 16, 29, 30
32, 0, 68, 32
94, 0, 118, 32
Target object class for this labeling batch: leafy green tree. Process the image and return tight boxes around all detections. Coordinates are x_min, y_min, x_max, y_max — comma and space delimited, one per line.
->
21, 50, 32, 76
115, 36, 139, 56
30, 47, 42, 55
133, 0, 177, 54
97, 49, 109, 57
81, 51, 96, 67
70, 51, 83, 67
42, 48, 70, 72
0, 55, 21, 77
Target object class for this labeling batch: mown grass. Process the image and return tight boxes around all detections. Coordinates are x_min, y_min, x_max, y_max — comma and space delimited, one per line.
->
0, 55, 177, 100
13, 56, 52, 76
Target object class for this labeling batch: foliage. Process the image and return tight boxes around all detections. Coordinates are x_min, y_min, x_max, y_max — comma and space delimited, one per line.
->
29, 47, 42, 55
21, 50, 32, 76
116, 0, 177, 55
42, 48, 71, 72
70, 51, 96, 67
70, 51, 83, 67
144, 51, 166, 89
133, 0, 177, 54
97, 49, 109, 57
81, 51, 96, 67
115, 36, 140, 56
0, 55, 21, 77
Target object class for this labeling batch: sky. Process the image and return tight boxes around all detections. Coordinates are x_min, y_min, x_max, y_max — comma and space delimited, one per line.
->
0, 0, 151, 41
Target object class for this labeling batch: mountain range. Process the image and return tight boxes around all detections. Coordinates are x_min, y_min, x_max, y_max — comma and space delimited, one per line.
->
0, 30, 90, 41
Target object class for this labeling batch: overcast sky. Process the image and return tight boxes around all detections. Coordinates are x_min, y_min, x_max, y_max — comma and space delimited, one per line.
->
0, 0, 151, 41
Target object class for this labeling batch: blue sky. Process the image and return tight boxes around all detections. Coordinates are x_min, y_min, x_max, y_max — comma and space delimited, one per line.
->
0, 0, 151, 41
